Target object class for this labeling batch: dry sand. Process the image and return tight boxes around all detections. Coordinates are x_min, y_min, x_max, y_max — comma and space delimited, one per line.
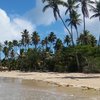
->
0, 71, 100, 90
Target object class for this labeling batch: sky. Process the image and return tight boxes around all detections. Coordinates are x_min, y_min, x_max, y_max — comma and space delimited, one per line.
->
0, 0, 100, 43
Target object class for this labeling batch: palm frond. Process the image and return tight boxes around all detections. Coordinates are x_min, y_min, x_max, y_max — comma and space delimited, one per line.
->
90, 13, 100, 19
43, 4, 51, 12
65, 9, 69, 15
53, 9, 58, 20
65, 19, 70, 22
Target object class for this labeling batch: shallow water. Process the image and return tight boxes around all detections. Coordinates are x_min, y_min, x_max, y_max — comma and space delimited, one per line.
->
0, 77, 100, 100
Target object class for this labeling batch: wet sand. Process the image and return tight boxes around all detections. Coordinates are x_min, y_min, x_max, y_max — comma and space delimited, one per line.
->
0, 71, 100, 90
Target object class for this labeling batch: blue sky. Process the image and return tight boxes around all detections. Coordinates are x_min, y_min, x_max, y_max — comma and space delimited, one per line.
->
0, 0, 100, 43
0, 0, 35, 14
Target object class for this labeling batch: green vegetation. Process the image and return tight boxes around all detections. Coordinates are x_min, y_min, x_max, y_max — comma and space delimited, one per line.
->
0, 0, 100, 73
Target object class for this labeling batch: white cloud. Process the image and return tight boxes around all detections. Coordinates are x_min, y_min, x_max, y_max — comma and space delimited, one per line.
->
0, 9, 35, 42
24, 0, 55, 26
24, 0, 67, 26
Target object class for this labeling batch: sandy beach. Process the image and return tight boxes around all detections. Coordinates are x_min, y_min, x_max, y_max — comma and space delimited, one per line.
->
0, 71, 100, 90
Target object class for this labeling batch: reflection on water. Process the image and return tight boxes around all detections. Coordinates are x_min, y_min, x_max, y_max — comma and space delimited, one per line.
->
0, 77, 100, 100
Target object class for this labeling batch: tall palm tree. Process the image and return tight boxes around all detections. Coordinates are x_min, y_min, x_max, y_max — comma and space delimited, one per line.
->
77, 0, 93, 33
66, 10, 81, 43
90, 0, 100, 20
31, 31, 40, 49
64, 0, 79, 45
42, 0, 71, 35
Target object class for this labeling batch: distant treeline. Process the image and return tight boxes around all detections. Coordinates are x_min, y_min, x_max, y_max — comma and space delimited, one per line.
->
0, 29, 100, 73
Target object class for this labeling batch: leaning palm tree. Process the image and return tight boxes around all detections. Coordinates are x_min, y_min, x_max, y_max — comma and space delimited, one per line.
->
42, 0, 71, 35
66, 10, 81, 44
90, 0, 100, 20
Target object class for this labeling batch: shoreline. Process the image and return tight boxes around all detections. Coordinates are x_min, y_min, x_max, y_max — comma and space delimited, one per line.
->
0, 71, 100, 91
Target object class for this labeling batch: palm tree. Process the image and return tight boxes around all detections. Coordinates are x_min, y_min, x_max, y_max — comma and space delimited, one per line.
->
21, 29, 30, 50
10, 49, 15, 60
48, 32, 56, 49
8, 41, 13, 51
42, 0, 71, 36
54, 38, 63, 51
64, 0, 80, 45
4, 40, 8, 46
77, 30, 96, 46
78, 0, 93, 33
12, 40, 19, 55
44, 36, 49, 51
64, 0, 79, 15
31, 31, 40, 49
66, 10, 81, 43
3, 47, 9, 60
41, 40, 45, 50
90, 0, 100, 20
13, 40, 18, 47
64, 35, 71, 46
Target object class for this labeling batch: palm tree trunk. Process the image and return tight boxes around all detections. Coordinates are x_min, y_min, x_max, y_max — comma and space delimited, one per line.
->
58, 12, 75, 46
57, 12, 71, 35
83, 15, 86, 33
75, 52, 80, 72
35, 45, 37, 49
71, 25, 74, 46
98, 35, 100, 46
76, 29, 79, 40
0, 52, 1, 66
46, 43, 48, 51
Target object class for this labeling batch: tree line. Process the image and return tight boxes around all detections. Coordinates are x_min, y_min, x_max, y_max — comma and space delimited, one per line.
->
0, 29, 99, 73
